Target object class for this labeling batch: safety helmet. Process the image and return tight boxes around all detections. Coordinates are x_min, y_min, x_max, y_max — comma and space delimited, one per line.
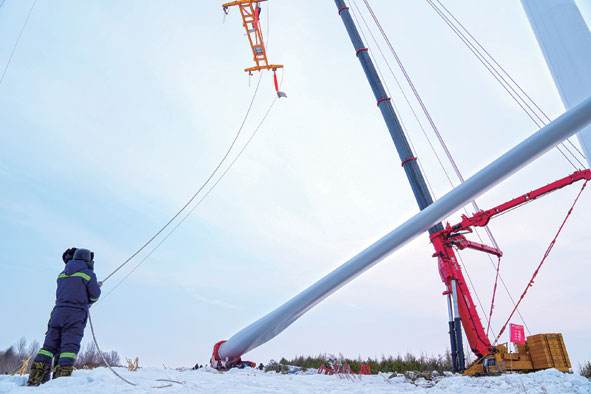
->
73, 248, 93, 262
73, 248, 95, 271
62, 247, 78, 264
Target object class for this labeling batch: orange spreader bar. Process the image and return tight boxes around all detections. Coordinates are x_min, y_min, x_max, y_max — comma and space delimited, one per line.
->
222, 0, 283, 73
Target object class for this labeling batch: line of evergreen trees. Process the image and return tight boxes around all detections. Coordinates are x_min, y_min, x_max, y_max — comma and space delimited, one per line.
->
266, 352, 453, 374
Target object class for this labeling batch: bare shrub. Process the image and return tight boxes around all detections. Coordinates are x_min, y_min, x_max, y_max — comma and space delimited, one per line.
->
126, 357, 139, 371
74, 342, 121, 369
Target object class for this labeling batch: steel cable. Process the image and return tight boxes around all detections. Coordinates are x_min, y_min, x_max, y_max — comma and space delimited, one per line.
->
101, 72, 264, 284
426, 0, 586, 169
0, 0, 38, 89
98, 73, 283, 303
350, 0, 440, 199
360, 0, 534, 332
88, 312, 137, 386
433, 0, 589, 164
493, 178, 589, 344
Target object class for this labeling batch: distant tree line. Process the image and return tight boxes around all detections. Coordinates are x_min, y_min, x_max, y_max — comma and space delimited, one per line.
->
267, 352, 591, 378
0, 337, 40, 374
266, 351, 453, 374
0, 338, 121, 374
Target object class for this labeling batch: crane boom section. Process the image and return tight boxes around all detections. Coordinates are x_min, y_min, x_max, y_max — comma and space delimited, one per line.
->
451, 169, 591, 232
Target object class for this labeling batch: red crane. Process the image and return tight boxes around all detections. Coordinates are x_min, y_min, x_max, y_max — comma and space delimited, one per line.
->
430, 169, 590, 372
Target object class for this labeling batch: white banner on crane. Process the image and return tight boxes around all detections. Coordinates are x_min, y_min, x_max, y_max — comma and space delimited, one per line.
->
522, 0, 591, 167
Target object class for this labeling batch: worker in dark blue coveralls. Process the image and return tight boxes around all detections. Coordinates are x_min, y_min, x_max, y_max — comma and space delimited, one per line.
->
27, 248, 102, 386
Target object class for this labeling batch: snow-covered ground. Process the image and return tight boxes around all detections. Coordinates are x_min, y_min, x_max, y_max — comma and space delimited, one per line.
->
1, 367, 590, 394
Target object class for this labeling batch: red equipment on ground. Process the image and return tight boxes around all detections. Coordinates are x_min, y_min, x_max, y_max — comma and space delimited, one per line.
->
210, 340, 256, 370
317, 364, 335, 375
317, 363, 371, 375
359, 364, 371, 375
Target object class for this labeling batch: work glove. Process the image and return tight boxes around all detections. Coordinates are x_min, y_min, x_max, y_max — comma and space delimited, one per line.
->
98, 281, 103, 288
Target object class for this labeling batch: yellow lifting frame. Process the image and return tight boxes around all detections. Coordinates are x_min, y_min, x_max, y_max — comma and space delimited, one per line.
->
222, 0, 283, 73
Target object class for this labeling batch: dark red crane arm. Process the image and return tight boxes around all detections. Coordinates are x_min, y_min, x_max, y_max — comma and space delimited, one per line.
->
450, 169, 591, 232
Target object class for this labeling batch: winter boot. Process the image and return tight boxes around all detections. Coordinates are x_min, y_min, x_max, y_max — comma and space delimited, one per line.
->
53, 365, 73, 379
40, 366, 52, 384
41, 356, 57, 384
26, 362, 50, 386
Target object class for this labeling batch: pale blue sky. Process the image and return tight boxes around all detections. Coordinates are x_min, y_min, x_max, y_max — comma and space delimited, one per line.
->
1, 0, 590, 369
